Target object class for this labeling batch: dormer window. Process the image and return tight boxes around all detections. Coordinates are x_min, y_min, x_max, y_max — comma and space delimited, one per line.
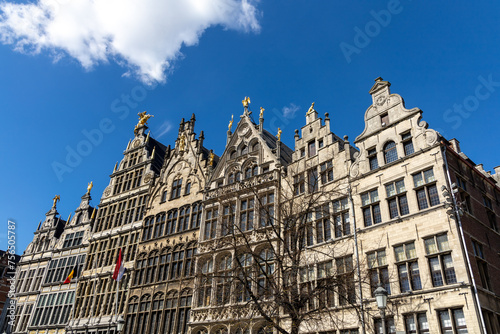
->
384, 141, 398, 164
381, 113, 389, 127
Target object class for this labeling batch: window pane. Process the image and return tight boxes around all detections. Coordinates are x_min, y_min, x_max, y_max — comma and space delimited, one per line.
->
423, 169, 435, 183
417, 313, 429, 331
439, 311, 453, 334
443, 254, 457, 284
416, 189, 428, 210
430, 257, 444, 286
428, 185, 440, 206
437, 235, 449, 251
413, 173, 423, 187
424, 238, 437, 254
394, 246, 405, 262
386, 183, 396, 197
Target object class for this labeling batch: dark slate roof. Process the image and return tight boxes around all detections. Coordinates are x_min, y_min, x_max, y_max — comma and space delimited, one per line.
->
261, 128, 293, 166
146, 137, 168, 174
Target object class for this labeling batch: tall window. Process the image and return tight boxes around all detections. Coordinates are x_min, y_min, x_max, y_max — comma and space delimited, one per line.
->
402, 132, 414, 156
385, 179, 409, 218
178, 206, 191, 232
384, 141, 398, 164
336, 255, 355, 305
472, 240, 491, 290
259, 193, 275, 227
221, 203, 235, 236
424, 234, 457, 287
236, 253, 252, 303
149, 293, 163, 334
185, 182, 191, 195
62, 231, 84, 248
198, 259, 213, 307
333, 198, 350, 238
483, 196, 498, 231
308, 168, 319, 193
171, 178, 183, 199
413, 169, 439, 210
375, 317, 395, 334
405, 313, 429, 333
166, 209, 178, 235
154, 213, 166, 239
394, 242, 422, 292
367, 249, 390, 295
368, 148, 378, 170
240, 198, 254, 232
316, 205, 332, 244
204, 208, 218, 240
299, 265, 315, 310
438, 308, 468, 334
317, 261, 334, 308
294, 173, 305, 195
145, 252, 159, 284
257, 248, 275, 298
190, 203, 201, 229
216, 254, 232, 305
361, 189, 382, 227
308, 140, 316, 157
320, 161, 334, 184
142, 217, 154, 241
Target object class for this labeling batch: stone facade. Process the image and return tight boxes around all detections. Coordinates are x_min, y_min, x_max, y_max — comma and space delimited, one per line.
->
13, 78, 500, 334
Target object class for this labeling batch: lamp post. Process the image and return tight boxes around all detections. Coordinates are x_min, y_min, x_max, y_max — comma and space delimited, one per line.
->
116, 315, 125, 333
374, 284, 388, 334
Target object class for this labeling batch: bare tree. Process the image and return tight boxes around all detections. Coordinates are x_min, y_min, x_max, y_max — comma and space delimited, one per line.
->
194, 167, 376, 334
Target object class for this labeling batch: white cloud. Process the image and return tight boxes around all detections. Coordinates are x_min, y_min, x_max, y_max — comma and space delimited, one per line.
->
154, 120, 173, 138
0, 0, 260, 83
282, 103, 299, 119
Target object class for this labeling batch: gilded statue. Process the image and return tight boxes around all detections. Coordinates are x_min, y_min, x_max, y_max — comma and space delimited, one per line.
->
277, 128, 282, 141
179, 134, 186, 151
135, 111, 154, 129
306, 102, 316, 115
209, 151, 215, 166
242, 96, 251, 108
228, 115, 234, 131
52, 195, 60, 208
260, 107, 264, 118
87, 181, 93, 194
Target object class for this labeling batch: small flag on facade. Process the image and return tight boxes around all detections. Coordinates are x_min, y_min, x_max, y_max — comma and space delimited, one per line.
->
112, 249, 125, 281
63, 260, 78, 284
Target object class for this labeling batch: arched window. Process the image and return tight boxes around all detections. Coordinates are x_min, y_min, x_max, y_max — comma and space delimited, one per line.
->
384, 141, 398, 164
184, 243, 196, 277
136, 294, 151, 333
166, 209, 178, 235
214, 327, 229, 334
230, 150, 237, 159
150, 293, 164, 334
257, 249, 275, 297
158, 248, 171, 282
245, 167, 252, 179
154, 213, 166, 239
178, 206, 191, 232
161, 190, 168, 202
236, 253, 252, 302
216, 254, 232, 305
198, 259, 213, 307
134, 253, 147, 286
228, 173, 235, 184
253, 165, 259, 176
171, 178, 183, 199
146, 252, 159, 284
190, 203, 201, 229
185, 182, 191, 195
177, 289, 192, 333
124, 296, 138, 334
163, 291, 178, 333
252, 142, 259, 152
241, 145, 248, 155
170, 246, 184, 280
142, 217, 154, 241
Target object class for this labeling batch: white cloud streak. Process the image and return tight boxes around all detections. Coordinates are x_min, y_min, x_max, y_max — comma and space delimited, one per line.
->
0, 0, 260, 83
282, 103, 299, 119
155, 120, 173, 139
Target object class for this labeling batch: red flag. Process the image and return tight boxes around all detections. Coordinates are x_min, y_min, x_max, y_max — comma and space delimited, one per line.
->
112, 249, 125, 281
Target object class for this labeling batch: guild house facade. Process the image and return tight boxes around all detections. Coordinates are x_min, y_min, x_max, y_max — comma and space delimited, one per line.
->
13, 78, 500, 334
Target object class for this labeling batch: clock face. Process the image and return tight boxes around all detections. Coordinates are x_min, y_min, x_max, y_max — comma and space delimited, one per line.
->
376, 95, 386, 106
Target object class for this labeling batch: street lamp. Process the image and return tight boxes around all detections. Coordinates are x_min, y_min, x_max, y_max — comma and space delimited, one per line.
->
374, 284, 388, 334
116, 315, 125, 333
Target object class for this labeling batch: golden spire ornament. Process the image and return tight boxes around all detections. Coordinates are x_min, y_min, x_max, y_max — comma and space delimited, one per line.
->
52, 195, 60, 209
242, 96, 251, 108
306, 102, 316, 115
277, 128, 282, 141
87, 181, 93, 195
260, 107, 264, 118
209, 151, 215, 166
228, 115, 234, 131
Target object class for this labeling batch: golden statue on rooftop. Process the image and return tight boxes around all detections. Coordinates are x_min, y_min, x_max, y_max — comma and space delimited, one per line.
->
209, 151, 215, 166
179, 134, 186, 151
135, 111, 154, 131
306, 102, 316, 115
87, 181, 93, 194
242, 96, 251, 108
277, 128, 282, 141
260, 107, 264, 118
228, 115, 234, 131
52, 195, 60, 209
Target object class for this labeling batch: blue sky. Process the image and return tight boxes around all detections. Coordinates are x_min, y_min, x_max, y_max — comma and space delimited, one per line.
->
1, 1, 499, 253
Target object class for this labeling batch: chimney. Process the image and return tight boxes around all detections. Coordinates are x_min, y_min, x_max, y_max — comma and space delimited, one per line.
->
449, 138, 461, 153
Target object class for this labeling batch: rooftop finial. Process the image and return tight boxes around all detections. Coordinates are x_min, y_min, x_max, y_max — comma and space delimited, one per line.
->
86, 181, 93, 195
52, 195, 60, 209
306, 102, 316, 116
228, 115, 234, 131
134, 111, 154, 133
